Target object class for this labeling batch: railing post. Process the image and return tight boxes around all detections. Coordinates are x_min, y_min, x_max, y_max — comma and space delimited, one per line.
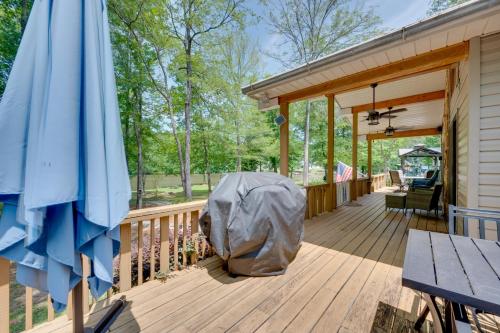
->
327, 94, 335, 211
351, 112, 358, 201
160, 216, 170, 273
279, 101, 289, 177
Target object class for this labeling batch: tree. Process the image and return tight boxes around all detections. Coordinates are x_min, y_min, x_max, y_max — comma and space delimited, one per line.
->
0, 0, 32, 97
165, 0, 244, 199
265, 0, 381, 185
427, 0, 469, 15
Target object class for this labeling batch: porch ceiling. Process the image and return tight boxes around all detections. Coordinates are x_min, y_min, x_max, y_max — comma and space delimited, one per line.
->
338, 70, 446, 137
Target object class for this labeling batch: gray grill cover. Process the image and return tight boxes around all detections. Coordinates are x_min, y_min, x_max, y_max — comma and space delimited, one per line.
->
199, 172, 306, 276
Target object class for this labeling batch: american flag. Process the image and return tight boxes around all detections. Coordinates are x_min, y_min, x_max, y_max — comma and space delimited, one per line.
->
336, 161, 352, 182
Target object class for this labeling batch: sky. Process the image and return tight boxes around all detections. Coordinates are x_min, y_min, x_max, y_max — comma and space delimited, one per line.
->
246, 0, 430, 76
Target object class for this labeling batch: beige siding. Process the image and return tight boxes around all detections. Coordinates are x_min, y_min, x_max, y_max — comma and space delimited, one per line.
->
450, 59, 470, 208
479, 34, 500, 214
470, 33, 500, 240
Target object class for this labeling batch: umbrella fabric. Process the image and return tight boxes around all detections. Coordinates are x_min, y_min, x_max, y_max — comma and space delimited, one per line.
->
0, 0, 131, 312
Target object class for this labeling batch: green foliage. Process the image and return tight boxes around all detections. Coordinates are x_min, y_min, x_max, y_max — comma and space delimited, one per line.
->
427, 0, 469, 15
0, 0, 32, 96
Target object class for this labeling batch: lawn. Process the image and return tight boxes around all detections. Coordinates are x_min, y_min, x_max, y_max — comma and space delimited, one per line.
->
130, 184, 211, 209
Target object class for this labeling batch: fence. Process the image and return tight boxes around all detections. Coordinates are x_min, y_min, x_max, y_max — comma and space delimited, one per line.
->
0, 200, 209, 333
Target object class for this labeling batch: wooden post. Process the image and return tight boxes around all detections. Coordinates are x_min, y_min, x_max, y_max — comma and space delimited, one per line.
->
367, 139, 372, 194
351, 112, 358, 201
327, 94, 336, 211
279, 101, 289, 177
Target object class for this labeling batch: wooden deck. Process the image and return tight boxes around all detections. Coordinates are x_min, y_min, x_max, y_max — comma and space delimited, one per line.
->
27, 191, 499, 333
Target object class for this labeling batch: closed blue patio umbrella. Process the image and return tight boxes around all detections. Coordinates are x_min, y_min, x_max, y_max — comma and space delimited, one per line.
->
0, 0, 131, 317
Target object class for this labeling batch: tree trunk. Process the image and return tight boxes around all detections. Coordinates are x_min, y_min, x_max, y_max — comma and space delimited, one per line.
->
183, 36, 193, 200
303, 100, 311, 186
134, 90, 144, 209
202, 133, 212, 193
235, 114, 242, 172
20, 0, 30, 34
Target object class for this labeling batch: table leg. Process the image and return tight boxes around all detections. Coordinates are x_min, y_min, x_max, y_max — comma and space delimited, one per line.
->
415, 293, 444, 333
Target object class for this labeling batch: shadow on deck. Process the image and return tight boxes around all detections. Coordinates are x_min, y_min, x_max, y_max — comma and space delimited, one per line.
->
27, 191, 499, 333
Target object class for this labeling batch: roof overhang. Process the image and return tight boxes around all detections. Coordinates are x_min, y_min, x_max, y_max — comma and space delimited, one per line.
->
242, 0, 500, 107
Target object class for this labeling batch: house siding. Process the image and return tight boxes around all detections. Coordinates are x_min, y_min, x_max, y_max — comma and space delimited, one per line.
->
479, 33, 500, 210
450, 58, 469, 209
479, 33, 500, 239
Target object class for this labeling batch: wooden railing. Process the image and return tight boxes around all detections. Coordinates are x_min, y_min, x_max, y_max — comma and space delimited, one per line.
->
305, 177, 374, 220
371, 173, 387, 192
304, 183, 334, 219
0, 200, 209, 333
356, 177, 370, 197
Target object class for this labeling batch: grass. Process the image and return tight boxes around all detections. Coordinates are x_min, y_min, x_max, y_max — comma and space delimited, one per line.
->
130, 184, 210, 208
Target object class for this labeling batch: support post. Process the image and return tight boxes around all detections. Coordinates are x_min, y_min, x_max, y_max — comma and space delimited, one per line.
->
327, 94, 336, 210
367, 139, 372, 194
279, 101, 289, 177
351, 112, 358, 201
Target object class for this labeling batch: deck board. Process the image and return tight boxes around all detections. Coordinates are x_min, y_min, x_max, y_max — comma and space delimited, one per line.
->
28, 191, 454, 333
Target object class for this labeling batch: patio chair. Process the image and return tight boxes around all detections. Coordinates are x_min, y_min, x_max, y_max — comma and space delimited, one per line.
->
389, 170, 405, 192
405, 184, 442, 216
411, 169, 439, 189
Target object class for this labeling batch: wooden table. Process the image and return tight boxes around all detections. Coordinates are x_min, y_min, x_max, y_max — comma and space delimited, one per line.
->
402, 230, 500, 333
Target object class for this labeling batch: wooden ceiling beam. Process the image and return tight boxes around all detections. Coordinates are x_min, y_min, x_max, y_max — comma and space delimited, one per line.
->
367, 128, 442, 141
351, 90, 445, 113
278, 42, 468, 103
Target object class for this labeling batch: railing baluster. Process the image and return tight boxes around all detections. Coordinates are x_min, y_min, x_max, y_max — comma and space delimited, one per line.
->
479, 218, 485, 239
67, 290, 73, 320
463, 217, 469, 237
119, 223, 132, 292
137, 221, 143, 286
0, 258, 9, 333
174, 214, 179, 270
47, 295, 55, 321
182, 212, 189, 268
25, 287, 33, 330
160, 216, 170, 273
192, 210, 199, 265
150, 219, 158, 281
82, 256, 90, 314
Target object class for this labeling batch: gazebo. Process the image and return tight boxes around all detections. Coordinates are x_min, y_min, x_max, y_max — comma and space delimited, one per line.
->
399, 144, 442, 177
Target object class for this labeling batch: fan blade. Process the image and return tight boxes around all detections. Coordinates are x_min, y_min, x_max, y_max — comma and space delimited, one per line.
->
394, 126, 414, 131
380, 114, 397, 119
380, 108, 407, 116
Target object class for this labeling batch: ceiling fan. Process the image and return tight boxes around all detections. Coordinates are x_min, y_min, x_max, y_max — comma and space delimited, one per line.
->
364, 83, 408, 125
384, 107, 414, 136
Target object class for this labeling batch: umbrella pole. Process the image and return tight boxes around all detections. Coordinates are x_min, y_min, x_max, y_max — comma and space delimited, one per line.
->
72, 280, 84, 333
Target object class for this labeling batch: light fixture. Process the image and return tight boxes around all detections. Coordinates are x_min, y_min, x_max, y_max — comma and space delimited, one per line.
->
384, 126, 395, 137
384, 106, 395, 136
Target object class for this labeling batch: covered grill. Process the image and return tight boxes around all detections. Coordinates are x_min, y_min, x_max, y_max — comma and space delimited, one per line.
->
199, 172, 306, 276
